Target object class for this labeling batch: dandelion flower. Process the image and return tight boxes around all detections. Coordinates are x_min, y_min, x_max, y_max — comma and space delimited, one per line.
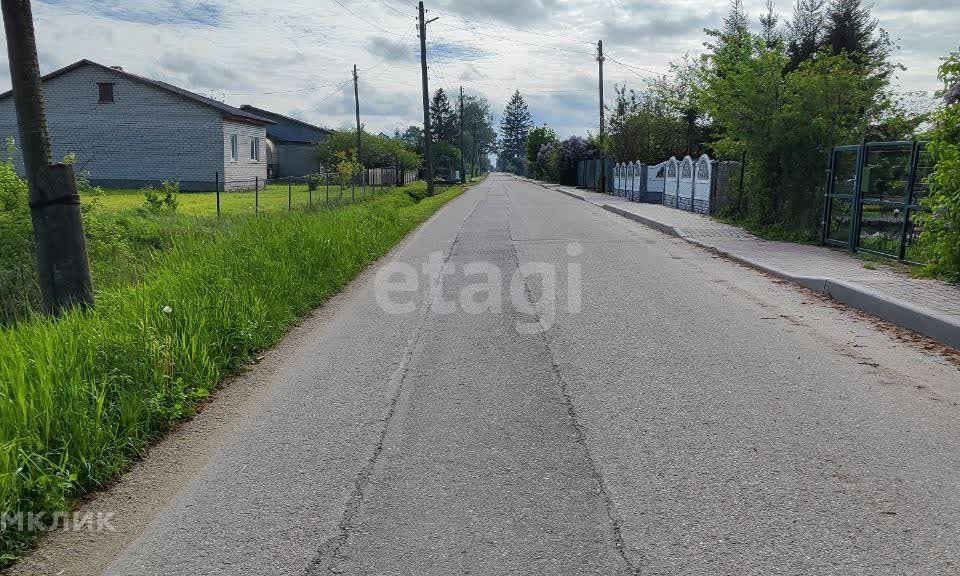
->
162, 306, 173, 314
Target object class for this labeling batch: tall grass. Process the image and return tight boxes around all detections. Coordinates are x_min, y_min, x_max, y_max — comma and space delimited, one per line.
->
0, 183, 466, 561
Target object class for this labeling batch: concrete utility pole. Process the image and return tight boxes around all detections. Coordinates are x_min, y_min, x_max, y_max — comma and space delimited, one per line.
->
418, 1, 437, 196
459, 86, 466, 184
2, 0, 93, 315
353, 64, 363, 195
597, 39, 606, 194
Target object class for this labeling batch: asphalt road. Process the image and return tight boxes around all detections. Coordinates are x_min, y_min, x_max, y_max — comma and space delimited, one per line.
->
16, 174, 960, 575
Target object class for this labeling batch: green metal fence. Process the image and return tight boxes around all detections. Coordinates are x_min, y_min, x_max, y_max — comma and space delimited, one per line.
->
576, 159, 613, 193
822, 140, 934, 263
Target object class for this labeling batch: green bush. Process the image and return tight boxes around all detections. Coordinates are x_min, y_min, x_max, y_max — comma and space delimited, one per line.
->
0, 182, 465, 561
917, 53, 960, 282
141, 181, 179, 214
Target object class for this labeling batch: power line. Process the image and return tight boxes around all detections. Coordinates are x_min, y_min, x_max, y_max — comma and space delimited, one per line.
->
605, 54, 663, 78
429, 9, 594, 47
433, 20, 595, 56
375, 0, 412, 17
330, 0, 406, 36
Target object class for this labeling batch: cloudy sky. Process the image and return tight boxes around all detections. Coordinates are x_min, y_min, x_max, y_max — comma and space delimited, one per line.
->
1, 0, 956, 138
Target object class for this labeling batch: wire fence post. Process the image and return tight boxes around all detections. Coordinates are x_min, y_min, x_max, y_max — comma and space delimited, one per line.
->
215, 171, 220, 217
255, 177, 259, 214
352, 170, 355, 201
309, 177, 313, 209
326, 173, 330, 204
288, 177, 292, 211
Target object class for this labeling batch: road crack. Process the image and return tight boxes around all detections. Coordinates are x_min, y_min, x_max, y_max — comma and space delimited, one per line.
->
504, 182, 643, 576
305, 191, 488, 575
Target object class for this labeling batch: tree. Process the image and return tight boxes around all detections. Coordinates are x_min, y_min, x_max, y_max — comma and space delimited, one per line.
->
822, 0, 879, 61
759, 0, 781, 48
525, 124, 557, 178
916, 50, 960, 280
723, 0, 750, 35
317, 129, 421, 174
430, 88, 457, 146
401, 125, 424, 156
785, 0, 824, 70
607, 85, 641, 163
821, 0, 896, 81
461, 95, 496, 177
498, 90, 532, 175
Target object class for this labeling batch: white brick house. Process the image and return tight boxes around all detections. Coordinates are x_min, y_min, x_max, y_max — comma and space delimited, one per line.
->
0, 59, 273, 191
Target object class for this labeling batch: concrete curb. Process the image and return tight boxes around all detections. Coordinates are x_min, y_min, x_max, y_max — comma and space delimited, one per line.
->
556, 188, 588, 202
526, 179, 960, 350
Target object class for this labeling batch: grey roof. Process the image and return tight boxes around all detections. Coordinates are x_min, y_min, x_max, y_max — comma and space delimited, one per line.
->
0, 59, 274, 126
239, 105, 330, 134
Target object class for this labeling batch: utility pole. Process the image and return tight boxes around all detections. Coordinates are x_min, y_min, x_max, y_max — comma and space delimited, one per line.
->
418, 1, 437, 196
459, 86, 466, 184
597, 39, 606, 194
353, 64, 363, 196
2, 0, 93, 315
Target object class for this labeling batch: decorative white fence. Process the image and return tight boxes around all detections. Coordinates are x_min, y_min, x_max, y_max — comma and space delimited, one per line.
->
692, 155, 712, 214
611, 160, 666, 203
604, 153, 741, 216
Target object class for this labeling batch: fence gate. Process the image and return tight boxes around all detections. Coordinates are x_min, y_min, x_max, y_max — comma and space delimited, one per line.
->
823, 145, 861, 249
823, 140, 930, 262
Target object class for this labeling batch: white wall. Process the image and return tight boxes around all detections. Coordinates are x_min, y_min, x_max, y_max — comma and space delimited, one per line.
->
222, 119, 268, 189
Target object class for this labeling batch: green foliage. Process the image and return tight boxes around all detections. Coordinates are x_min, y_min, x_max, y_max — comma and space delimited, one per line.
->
430, 139, 462, 179
0, 182, 468, 561
429, 88, 457, 145
498, 90, 532, 174
916, 52, 960, 281
316, 130, 422, 173
141, 181, 179, 214
461, 95, 497, 176
525, 125, 557, 178
699, 0, 892, 234
335, 149, 362, 187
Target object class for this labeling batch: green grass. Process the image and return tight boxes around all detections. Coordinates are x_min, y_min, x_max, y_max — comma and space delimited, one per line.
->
88, 181, 394, 216
0, 179, 472, 562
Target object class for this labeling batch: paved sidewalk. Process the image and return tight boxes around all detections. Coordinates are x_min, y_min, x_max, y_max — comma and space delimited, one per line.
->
542, 181, 960, 349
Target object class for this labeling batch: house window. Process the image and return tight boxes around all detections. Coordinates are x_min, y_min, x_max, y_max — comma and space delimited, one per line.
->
250, 137, 260, 161
230, 134, 238, 161
97, 82, 114, 103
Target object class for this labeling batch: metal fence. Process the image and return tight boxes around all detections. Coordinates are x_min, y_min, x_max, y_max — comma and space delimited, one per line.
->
822, 140, 933, 263
120, 168, 431, 217
576, 159, 613, 193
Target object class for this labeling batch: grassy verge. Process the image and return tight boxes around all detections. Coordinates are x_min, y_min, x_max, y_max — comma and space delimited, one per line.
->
0, 179, 473, 562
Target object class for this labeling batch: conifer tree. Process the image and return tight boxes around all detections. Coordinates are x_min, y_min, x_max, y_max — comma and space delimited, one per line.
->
785, 0, 824, 70
498, 90, 532, 174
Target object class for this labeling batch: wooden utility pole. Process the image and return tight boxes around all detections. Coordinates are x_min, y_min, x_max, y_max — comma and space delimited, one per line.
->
418, 1, 437, 196
459, 86, 466, 184
2, 0, 93, 315
353, 64, 363, 196
597, 39, 606, 194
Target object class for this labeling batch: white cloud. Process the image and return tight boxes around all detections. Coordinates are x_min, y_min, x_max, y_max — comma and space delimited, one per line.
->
0, 0, 953, 139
